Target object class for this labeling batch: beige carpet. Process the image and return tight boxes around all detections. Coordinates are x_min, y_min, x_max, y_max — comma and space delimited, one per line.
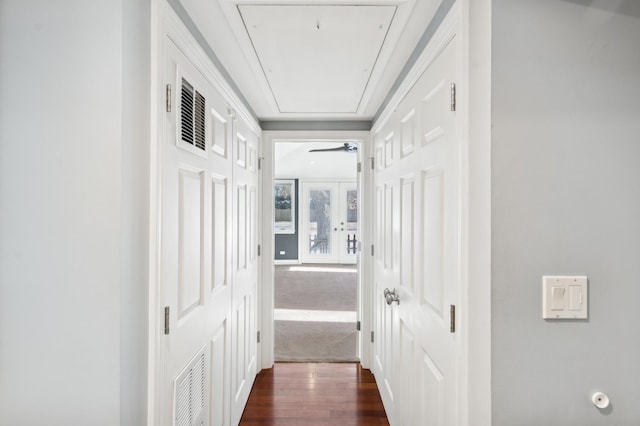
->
274, 264, 358, 362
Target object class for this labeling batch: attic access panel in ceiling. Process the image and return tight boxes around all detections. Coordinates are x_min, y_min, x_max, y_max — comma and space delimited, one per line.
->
238, 5, 396, 114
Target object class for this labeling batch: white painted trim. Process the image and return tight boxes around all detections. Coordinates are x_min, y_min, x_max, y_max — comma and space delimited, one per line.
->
260, 133, 276, 369
260, 130, 372, 370
274, 259, 300, 265
147, 2, 162, 425
357, 130, 374, 370
460, 0, 492, 424
256, 132, 265, 375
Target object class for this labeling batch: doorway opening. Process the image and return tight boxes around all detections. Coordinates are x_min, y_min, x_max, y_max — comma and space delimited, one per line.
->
272, 141, 360, 362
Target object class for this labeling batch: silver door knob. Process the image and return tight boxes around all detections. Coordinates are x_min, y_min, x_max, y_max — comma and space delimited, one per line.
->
384, 288, 400, 305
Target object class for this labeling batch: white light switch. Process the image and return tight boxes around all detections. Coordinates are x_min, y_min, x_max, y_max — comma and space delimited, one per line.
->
543, 276, 588, 319
568, 285, 582, 311
551, 287, 565, 310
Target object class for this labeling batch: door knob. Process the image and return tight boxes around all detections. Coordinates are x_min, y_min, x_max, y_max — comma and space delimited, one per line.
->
384, 288, 400, 305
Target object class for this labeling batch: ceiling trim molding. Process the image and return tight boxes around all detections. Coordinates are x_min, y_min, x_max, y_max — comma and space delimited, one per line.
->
372, 0, 455, 125
166, 0, 259, 123
260, 121, 372, 131
217, 0, 420, 120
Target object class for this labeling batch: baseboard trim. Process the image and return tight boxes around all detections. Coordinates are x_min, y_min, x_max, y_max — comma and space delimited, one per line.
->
274, 259, 300, 265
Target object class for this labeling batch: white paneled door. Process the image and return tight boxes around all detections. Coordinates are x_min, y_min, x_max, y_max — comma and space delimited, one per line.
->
161, 38, 258, 426
372, 32, 460, 425
301, 181, 357, 264
229, 108, 260, 426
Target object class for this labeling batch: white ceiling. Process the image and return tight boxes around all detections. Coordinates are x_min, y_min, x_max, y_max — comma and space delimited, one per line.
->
239, 5, 396, 114
275, 142, 357, 179
178, 0, 443, 121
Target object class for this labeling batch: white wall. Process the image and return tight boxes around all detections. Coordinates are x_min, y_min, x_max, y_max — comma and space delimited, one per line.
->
121, 0, 151, 424
492, 0, 640, 424
0, 1, 149, 424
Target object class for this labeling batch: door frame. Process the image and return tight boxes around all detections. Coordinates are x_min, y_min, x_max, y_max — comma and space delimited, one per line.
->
260, 131, 373, 370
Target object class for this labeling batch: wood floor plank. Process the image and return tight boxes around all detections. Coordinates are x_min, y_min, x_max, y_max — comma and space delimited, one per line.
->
240, 363, 389, 425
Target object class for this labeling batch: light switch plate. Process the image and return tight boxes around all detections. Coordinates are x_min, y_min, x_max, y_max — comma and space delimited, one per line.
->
542, 276, 588, 319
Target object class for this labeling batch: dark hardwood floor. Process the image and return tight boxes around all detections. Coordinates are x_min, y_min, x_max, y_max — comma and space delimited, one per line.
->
239, 362, 390, 425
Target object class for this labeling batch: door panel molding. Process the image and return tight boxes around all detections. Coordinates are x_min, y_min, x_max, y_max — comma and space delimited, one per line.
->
370, 4, 475, 425
150, 5, 261, 426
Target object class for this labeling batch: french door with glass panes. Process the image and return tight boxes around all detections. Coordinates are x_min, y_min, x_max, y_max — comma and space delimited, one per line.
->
300, 181, 357, 264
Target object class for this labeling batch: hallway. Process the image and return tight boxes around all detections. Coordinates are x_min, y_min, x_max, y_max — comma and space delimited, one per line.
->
5, 0, 640, 424
239, 363, 389, 425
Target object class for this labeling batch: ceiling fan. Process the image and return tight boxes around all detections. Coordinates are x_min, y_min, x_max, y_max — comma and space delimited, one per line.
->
309, 143, 358, 153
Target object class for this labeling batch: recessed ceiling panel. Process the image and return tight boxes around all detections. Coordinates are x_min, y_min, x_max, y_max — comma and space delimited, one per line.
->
239, 5, 396, 114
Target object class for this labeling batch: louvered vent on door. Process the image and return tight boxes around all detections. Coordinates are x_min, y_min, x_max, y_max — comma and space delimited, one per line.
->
180, 78, 206, 151
175, 351, 206, 426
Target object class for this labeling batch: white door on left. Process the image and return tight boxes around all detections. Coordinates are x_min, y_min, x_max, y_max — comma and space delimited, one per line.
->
161, 38, 236, 426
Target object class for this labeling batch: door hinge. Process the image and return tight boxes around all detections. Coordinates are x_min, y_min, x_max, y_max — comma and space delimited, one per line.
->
450, 305, 456, 333
370, 157, 375, 170
450, 83, 456, 112
370, 331, 375, 343
257, 244, 261, 256
356, 321, 361, 331
357, 162, 362, 173
165, 84, 172, 113
371, 244, 374, 256
258, 157, 262, 170
164, 306, 170, 335
257, 331, 261, 343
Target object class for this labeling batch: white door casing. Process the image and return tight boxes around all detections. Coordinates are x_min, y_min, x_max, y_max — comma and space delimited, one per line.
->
372, 14, 462, 426
259, 132, 372, 371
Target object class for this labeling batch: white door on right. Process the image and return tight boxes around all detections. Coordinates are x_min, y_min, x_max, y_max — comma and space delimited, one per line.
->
372, 33, 460, 426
